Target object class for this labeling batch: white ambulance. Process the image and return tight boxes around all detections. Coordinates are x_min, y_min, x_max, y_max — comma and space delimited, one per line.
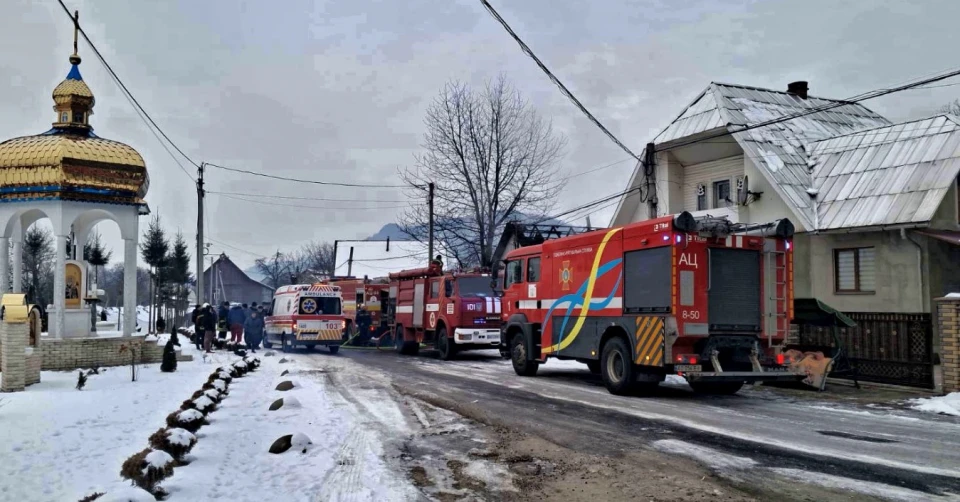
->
264, 284, 346, 354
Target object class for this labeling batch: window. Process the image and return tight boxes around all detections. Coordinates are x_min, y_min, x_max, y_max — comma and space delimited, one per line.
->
526, 257, 541, 282
457, 277, 494, 297
60, 112, 68, 123
444, 279, 453, 297
430, 280, 439, 298
696, 184, 707, 211
835, 247, 876, 293
713, 180, 731, 209
504, 260, 523, 289
74, 112, 84, 124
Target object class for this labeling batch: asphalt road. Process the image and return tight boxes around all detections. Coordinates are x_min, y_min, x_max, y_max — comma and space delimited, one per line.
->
324, 346, 960, 500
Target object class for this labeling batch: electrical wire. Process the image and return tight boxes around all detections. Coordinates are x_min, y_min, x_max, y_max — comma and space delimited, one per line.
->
479, 0, 640, 161
207, 190, 411, 203
531, 187, 642, 225
205, 163, 410, 188
55, 0, 199, 181
558, 158, 634, 182
211, 193, 412, 210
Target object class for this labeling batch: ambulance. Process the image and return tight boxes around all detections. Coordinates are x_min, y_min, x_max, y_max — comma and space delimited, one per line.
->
263, 283, 346, 353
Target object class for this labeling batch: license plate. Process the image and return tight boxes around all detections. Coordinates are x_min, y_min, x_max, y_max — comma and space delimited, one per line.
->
675, 364, 702, 372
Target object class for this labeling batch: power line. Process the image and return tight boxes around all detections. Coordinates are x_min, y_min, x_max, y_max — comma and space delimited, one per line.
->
205, 163, 409, 188
532, 187, 641, 225
479, 0, 640, 161
206, 237, 266, 259
558, 158, 633, 182
207, 190, 410, 203
56, 1, 199, 181
211, 193, 412, 210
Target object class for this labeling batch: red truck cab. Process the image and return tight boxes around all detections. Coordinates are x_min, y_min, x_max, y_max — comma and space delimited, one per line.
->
389, 267, 502, 360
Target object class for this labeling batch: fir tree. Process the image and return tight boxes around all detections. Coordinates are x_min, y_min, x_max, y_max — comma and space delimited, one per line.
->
83, 231, 112, 284
140, 215, 170, 333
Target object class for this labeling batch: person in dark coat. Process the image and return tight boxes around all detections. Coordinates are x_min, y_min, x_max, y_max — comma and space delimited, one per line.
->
155, 315, 166, 334
243, 309, 265, 352
191, 304, 203, 350
217, 301, 229, 340
202, 304, 217, 353
227, 304, 245, 343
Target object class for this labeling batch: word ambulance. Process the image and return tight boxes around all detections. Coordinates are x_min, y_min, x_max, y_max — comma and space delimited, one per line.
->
499, 211, 804, 395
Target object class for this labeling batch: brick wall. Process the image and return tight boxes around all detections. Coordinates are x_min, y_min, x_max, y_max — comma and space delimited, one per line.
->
1, 322, 28, 392
937, 298, 960, 394
40, 336, 166, 371
25, 349, 40, 386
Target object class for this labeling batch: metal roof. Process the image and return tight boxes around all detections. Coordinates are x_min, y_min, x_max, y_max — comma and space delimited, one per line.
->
808, 115, 960, 229
649, 83, 958, 231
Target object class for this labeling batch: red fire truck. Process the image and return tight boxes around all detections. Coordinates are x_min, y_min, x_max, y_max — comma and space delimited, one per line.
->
388, 266, 502, 359
327, 278, 391, 340
499, 211, 805, 395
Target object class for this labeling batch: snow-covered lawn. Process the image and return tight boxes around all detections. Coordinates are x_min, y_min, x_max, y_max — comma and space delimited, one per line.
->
164, 354, 416, 501
0, 342, 416, 501
0, 345, 211, 501
909, 392, 960, 416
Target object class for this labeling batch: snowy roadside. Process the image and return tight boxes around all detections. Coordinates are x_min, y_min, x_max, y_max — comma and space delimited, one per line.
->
909, 392, 960, 417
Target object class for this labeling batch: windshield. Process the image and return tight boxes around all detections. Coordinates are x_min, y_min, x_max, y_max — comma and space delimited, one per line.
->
457, 277, 494, 297
299, 296, 342, 315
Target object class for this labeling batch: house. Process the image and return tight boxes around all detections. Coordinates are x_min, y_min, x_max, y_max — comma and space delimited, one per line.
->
612, 81, 960, 389
332, 239, 457, 280
201, 254, 274, 305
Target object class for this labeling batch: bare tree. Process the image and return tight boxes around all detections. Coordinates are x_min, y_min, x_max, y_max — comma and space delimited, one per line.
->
284, 249, 312, 284
255, 251, 288, 290
939, 99, 960, 116
302, 241, 336, 280
400, 76, 566, 268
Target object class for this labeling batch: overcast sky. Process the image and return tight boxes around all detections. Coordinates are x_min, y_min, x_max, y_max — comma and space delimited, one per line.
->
2, 0, 959, 273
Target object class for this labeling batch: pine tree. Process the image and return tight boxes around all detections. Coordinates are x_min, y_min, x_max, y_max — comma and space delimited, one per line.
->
83, 231, 112, 284
168, 231, 193, 326
22, 227, 54, 308
140, 215, 169, 334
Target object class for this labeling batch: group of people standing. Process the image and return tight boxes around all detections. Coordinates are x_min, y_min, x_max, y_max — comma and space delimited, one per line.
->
191, 301, 268, 354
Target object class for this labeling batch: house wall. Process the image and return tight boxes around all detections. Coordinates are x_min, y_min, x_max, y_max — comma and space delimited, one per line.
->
203, 259, 274, 305
803, 230, 925, 314
928, 179, 959, 230
681, 156, 743, 211
741, 157, 811, 233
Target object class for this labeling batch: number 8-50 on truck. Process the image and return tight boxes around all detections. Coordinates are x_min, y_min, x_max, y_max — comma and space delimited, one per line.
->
498, 211, 806, 395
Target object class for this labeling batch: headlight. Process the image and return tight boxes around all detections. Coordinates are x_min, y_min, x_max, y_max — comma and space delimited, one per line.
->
341, 320, 346, 329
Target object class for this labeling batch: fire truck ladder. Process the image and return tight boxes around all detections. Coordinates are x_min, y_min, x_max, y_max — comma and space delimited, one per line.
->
766, 247, 791, 347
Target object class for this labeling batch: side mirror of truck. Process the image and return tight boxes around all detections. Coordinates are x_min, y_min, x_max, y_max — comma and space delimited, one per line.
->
490, 279, 505, 298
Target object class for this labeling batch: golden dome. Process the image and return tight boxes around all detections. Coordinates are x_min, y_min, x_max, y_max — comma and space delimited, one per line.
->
0, 51, 149, 205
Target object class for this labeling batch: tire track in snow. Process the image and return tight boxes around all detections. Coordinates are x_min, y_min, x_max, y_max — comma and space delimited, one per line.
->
317, 425, 374, 502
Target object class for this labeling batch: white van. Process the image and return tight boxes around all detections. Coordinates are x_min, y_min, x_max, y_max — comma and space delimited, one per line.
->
264, 284, 346, 354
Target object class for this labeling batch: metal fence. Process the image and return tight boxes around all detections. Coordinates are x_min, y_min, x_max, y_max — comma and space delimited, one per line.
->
797, 312, 934, 389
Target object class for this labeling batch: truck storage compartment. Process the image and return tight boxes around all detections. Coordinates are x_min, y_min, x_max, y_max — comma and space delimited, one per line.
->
708, 248, 761, 332
623, 246, 672, 314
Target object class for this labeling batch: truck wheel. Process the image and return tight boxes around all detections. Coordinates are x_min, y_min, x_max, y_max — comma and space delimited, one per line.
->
328, 345, 340, 355
281, 334, 292, 353
690, 381, 744, 395
437, 326, 456, 360
601, 337, 635, 395
586, 360, 601, 374
510, 334, 539, 377
263, 335, 273, 349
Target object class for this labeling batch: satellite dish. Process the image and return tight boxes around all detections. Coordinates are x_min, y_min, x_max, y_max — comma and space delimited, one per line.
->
737, 175, 750, 205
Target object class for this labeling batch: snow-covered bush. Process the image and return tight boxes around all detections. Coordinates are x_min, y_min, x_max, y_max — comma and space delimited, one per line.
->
203, 388, 223, 403
148, 427, 197, 462
119, 448, 174, 496
165, 408, 206, 432
217, 370, 233, 384
232, 360, 249, 375
192, 395, 216, 414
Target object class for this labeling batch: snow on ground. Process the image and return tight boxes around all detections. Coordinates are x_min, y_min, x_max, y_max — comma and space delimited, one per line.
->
770, 468, 937, 502
909, 393, 960, 417
0, 343, 417, 501
163, 352, 417, 501
0, 348, 212, 501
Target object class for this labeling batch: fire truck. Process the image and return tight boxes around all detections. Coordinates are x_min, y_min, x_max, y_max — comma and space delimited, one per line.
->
327, 278, 391, 342
263, 283, 346, 354
498, 211, 805, 395
387, 265, 502, 359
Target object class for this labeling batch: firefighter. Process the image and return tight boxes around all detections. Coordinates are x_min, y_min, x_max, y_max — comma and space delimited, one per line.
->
430, 254, 443, 272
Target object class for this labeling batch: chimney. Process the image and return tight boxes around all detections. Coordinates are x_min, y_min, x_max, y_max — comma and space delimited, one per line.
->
787, 81, 809, 99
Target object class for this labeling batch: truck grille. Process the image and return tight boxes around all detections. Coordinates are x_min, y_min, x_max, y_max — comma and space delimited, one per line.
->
708, 248, 761, 332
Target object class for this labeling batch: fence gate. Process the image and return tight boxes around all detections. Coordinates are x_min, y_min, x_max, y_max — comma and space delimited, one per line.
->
798, 312, 934, 389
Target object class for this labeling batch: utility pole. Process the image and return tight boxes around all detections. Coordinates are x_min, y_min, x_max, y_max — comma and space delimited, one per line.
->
347, 246, 355, 277
644, 143, 658, 218
427, 182, 435, 264
196, 162, 205, 305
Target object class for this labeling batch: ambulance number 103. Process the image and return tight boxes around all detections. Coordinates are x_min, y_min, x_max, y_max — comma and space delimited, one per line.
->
681, 310, 701, 320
